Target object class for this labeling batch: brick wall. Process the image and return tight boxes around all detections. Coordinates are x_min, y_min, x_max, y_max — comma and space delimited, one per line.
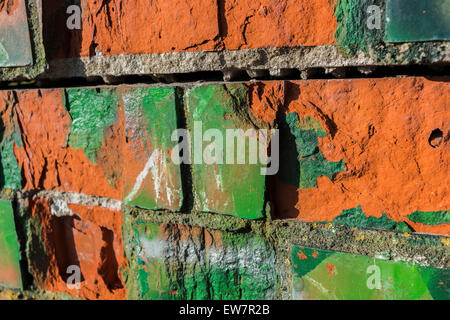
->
0, 0, 448, 300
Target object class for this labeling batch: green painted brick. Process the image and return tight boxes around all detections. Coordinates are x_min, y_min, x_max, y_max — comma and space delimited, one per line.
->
0, 200, 22, 289
65, 88, 120, 164
386, 0, 450, 43
134, 221, 276, 300
334, 0, 445, 64
0, 93, 22, 190
292, 246, 449, 300
0, 0, 33, 67
186, 84, 266, 219
122, 87, 183, 211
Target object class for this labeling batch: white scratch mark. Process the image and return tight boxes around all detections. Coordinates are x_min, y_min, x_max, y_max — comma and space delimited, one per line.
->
125, 149, 162, 204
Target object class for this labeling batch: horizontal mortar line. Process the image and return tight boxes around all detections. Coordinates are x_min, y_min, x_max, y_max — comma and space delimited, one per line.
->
9, 191, 448, 268
130, 208, 449, 268
3, 73, 449, 91
39, 44, 450, 80
17, 190, 122, 211
12, 189, 450, 242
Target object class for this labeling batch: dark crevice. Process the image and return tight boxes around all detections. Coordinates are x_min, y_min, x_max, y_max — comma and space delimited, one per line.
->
0, 64, 448, 90
11, 196, 34, 289
175, 87, 193, 213
429, 128, 444, 148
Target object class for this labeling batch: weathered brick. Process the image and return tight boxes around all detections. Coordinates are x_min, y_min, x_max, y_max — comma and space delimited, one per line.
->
271, 77, 450, 236
0, 91, 22, 190
133, 221, 276, 300
0, 0, 32, 67
291, 246, 449, 300
186, 84, 267, 219
0, 199, 22, 289
28, 198, 126, 300
122, 87, 183, 211
13, 88, 124, 199
221, 0, 336, 49
43, 0, 336, 59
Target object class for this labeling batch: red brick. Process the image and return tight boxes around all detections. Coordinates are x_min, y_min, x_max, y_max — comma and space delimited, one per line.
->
13, 89, 123, 199
268, 77, 450, 235
28, 198, 126, 300
43, 0, 336, 59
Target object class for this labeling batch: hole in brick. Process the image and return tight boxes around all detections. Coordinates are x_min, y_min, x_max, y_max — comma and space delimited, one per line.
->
429, 128, 443, 148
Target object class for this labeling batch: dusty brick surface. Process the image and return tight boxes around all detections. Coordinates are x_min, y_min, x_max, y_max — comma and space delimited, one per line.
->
122, 87, 183, 211
132, 221, 276, 300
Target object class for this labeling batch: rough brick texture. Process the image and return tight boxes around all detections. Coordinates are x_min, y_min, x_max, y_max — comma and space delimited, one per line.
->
0, 0, 449, 301
133, 222, 276, 300
0, 79, 448, 299
44, 0, 337, 59
271, 78, 450, 236
27, 198, 126, 300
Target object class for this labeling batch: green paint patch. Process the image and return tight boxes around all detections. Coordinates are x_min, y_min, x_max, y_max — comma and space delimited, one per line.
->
0, 200, 22, 289
334, 0, 444, 63
335, 0, 374, 55
332, 206, 411, 232
134, 222, 276, 300
407, 211, 450, 226
278, 113, 344, 189
0, 43, 8, 65
292, 246, 449, 300
386, 0, 450, 42
122, 87, 183, 211
0, 138, 21, 190
186, 84, 266, 219
0, 94, 22, 190
65, 88, 120, 164
134, 222, 171, 300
